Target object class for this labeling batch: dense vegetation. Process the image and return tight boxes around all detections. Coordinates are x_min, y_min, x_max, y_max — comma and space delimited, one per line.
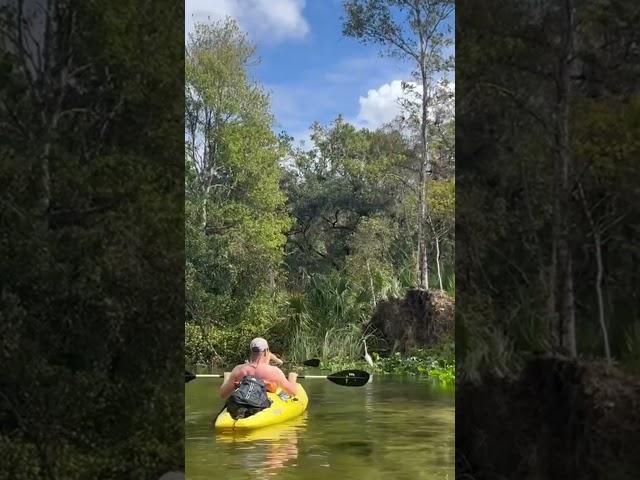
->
1, 1, 183, 478
457, 0, 640, 379
185, 3, 455, 380
455, 2, 640, 477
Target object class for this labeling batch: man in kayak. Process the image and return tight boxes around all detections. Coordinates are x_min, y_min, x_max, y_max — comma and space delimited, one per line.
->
219, 337, 299, 399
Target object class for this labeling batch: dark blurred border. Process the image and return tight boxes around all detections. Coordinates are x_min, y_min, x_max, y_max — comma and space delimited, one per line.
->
456, 0, 640, 478
0, 1, 184, 478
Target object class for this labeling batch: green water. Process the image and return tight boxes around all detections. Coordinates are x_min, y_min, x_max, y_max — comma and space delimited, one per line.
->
185, 374, 454, 479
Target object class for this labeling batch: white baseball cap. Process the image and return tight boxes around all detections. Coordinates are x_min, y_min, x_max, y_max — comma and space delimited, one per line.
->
250, 337, 269, 352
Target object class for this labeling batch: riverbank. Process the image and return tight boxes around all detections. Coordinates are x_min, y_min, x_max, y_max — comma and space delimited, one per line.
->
186, 288, 456, 386
311, 342, 455, 385
187, 341, 455, 387
457, 356, 640, 479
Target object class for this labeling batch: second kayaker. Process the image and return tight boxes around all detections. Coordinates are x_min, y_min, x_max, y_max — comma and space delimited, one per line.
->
243, 351, 284, 366
268, 351, 284, 366
219, 337, 299, 399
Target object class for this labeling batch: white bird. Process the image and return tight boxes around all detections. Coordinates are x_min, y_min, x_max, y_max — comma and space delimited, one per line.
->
363, 339, 374, 368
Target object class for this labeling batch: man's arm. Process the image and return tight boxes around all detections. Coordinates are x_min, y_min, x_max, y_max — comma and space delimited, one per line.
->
272, 367, 298, 396
219, 368, 239, 399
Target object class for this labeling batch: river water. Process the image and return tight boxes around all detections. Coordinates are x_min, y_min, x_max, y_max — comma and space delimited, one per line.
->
185, 374, 454, 480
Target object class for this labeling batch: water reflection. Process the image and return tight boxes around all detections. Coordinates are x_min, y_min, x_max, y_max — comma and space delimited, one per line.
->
215, 414, 306, 476
186, 377, 454, 480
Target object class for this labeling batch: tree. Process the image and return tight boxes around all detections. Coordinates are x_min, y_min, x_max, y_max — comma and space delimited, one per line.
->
426, 177, 454, 290
284, 117, 417, 286
553, 0, 577, 357
1, 0, 184, 476
0, 1, 128, 221
456, 0, 640, 374
185, 19, 292, 365
185, 20, 269, 230
343, 0, 454, 289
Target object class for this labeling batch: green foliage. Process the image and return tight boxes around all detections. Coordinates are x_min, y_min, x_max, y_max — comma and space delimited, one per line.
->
342, 0, 454, 289
284, 272, 373, 363
317, 344, 455, 386
185, 20, 292, 366
186, 21, 269, 130
284, 118, 415, 280
457, 0, 640, 375
373, 344, 455, 384
427, 178, 455, 219
282, 268, 455, 384
1, 0, 183, 477
342, 0, 455, 74
285, 116, 454, 292
184, 17, 455, 378
445, 275, 455, 298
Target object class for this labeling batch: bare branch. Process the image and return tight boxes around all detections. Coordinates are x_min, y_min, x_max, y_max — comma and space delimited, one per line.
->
476, 82, 552, 135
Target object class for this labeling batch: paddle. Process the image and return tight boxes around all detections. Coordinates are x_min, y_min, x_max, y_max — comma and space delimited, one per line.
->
185, 358, 321, 384
310, 369, 370, 387
185, 368, 370, 387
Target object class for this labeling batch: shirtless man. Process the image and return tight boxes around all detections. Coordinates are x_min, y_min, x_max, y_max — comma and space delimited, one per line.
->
219, 337, 298, 398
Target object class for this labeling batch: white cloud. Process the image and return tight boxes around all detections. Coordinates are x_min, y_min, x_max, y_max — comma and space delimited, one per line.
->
186, 0, 309, 44
356, 80, 414, 129
356, 79, 455, 129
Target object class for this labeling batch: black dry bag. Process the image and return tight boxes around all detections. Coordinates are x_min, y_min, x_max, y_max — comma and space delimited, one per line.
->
225, 375, 272, 420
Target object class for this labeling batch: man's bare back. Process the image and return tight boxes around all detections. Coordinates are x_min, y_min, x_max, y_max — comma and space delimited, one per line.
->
219, 338, 298, 399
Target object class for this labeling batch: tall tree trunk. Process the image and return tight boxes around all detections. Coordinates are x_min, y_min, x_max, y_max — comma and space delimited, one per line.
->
435, 235, 443, 291
548, 236, 558, 348
556, 0, 577, 357
418, 166, 428, 289
38, 145, 52, 217
202, 191, 209, 230
418, 63, 430, 290
366, 258, 376, 307
578, 183, 612, 364
427, 214, 444, 290
561, 255, 577, 356
594, 232, 611, 363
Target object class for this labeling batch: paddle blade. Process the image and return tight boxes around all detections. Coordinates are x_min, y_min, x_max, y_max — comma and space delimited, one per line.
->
185, 371, 196, 383
327, 369, 370, 387
303, 358, 321, 367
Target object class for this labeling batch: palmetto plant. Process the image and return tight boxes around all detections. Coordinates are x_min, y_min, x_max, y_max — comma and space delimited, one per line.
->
287, 271, 380, 363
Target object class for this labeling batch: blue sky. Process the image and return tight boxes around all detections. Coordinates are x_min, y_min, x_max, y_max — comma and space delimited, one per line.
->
186, 0, 454, 146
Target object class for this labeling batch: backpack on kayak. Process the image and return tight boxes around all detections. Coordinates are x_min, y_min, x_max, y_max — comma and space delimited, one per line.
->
225, 375, 272, 420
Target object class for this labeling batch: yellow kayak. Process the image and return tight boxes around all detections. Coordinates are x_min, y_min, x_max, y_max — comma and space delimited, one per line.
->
215, 384, 308, 432
215, 414, 306, 443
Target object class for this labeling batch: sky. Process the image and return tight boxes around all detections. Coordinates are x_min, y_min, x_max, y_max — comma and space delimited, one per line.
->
185, 0, 454, 147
